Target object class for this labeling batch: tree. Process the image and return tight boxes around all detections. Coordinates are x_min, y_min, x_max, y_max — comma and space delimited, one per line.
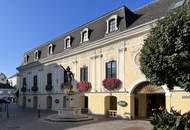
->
140, 2, 190, 91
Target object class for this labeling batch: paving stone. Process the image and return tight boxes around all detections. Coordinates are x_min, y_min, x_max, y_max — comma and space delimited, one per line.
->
1, 104, 153, 130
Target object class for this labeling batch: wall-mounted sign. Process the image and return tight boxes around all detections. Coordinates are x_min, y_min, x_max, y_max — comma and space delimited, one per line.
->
182, 96, 190, 99
55, 99, 59, 104
117, 100, 128, 107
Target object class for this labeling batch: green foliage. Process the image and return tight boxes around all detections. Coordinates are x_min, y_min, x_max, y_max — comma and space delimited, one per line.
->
140, 2, 190, 91
151, 109, 190, 130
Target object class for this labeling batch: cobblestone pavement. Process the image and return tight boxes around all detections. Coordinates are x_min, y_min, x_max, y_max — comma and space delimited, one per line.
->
0, 104, 153, 130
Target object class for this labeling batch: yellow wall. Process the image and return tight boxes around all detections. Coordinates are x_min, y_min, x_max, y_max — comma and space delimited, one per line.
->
171, 92, 190, 114
18, 26, 190, 119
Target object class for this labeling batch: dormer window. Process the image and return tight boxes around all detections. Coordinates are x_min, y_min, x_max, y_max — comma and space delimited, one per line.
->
24, 54, 29, 64
34, 50, 40, 61
80, 28, 89, 43
106, 15, 118, 34
48, 44, 54, 55
64, 36, 71, 49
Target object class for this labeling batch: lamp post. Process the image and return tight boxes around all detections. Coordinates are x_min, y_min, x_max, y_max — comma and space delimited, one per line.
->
38, 104, 41, 118
6, 103, 9, 120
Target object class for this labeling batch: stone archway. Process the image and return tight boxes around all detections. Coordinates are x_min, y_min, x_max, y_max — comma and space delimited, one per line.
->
104, 96, 117, 115
63, 96, 67, 108
80, 96, 89, 114
33, 96, 38, 109
46, 96, 52, 110
22, 96, 26, 108
131, 81, 166, 118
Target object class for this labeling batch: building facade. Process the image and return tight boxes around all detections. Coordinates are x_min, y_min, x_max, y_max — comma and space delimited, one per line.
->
0, 73, 15, 100
17, 0, 190, 119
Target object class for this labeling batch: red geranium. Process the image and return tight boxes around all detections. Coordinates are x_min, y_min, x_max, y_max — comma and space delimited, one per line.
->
103, 78, 121, 90
77, 81, 91, 92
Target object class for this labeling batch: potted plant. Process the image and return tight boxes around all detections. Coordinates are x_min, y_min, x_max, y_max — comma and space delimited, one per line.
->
77, 81, 91, 92
45, 84, 53, 91
21, 86, 27, 92
102, 78, 121, 90
31, 85, 38, 92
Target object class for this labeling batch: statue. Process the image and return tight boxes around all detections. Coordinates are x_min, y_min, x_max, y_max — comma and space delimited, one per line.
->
60, 65, 74, 91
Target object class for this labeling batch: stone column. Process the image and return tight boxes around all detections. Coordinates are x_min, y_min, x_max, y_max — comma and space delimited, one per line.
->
118, 42, 126, 91
90, 54, 96, 92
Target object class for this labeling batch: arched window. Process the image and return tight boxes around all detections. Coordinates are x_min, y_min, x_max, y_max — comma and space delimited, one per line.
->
80, 28, 89, 43
48, 44, 54, 55
106, 60, 117, 79
106, 15, 118, 34
24, 54, 29, 64
34, 50, 40, 61
64, 36, 71, 49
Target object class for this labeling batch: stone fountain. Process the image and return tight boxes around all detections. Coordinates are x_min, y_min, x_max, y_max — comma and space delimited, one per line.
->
44, 66, 93, 122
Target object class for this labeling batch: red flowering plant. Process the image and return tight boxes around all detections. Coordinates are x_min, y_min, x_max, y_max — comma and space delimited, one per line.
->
102, 78, 121, 90
77, 81, 91, 92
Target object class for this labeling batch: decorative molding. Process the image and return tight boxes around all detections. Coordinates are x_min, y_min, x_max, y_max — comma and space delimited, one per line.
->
80, 28, 89, 43
90, 54, 103, 60
127, 79, 171, 96
118, 47, 126, 53
106, 15, 118, 34
72, 60, 78, 64
64, 36, 71, 49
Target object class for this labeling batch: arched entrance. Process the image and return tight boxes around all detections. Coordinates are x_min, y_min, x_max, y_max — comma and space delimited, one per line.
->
132, 81, 165, 118
46, 96, 52, 110
63, 96, 67, 108
80, 96, 88, 114
104, 96, 117, 115
22, 96, 26, 108
33, 96, 38, 109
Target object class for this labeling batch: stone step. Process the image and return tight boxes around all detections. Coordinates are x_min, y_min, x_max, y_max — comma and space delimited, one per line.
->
44, 114, 93, 122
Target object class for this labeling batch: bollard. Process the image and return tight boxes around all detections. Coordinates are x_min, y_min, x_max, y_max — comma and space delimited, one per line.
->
38, 109, 41, 118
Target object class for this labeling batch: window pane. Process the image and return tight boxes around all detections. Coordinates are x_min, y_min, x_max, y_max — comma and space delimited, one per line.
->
66, 39, 71, 48
111, 61, 116, 78
80, 67, 88, 81
23, 78, 26, 86
109, 19, 116, 32
80, 68, 83, 81
106, 62, 112, 78
84, 67, 88, 81
82, 31, 88, 42
47, 73, 52, 85
34, 76, 37, 86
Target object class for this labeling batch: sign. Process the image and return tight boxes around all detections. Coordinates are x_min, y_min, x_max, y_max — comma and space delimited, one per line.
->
117, 100, 128, 107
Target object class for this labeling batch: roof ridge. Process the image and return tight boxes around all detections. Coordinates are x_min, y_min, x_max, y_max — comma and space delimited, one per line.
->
133, 0, 160, 12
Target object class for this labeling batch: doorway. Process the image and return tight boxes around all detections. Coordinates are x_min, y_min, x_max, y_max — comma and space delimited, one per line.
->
33, 96, 38, 109
46, 96, 52, 110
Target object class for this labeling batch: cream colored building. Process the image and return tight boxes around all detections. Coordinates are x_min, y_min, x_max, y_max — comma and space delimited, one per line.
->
17, 0, 190, 119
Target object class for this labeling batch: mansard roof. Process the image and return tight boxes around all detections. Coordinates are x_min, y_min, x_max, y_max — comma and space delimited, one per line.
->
21, 0, 182, 66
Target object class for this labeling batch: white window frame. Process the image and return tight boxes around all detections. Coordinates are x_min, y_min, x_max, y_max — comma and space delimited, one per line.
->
64, 36, 71, 49
34, 50, 40, 61
106, 15, 118, 34
24, 54, 29, 64
48, 43, 54, 55
80, 28, 89, 43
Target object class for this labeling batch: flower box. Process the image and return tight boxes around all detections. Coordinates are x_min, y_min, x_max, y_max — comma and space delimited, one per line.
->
31, 86, 38, 92
77, 81, 91, 92
102, 78, 121, 90
45, 84, 53, 91
21, 87, 27, 92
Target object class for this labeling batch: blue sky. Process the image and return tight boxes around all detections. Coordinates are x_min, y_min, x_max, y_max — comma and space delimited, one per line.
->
0, 0, 154, 77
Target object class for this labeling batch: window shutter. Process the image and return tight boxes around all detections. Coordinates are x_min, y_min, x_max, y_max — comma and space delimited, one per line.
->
80, 68, 83, 81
